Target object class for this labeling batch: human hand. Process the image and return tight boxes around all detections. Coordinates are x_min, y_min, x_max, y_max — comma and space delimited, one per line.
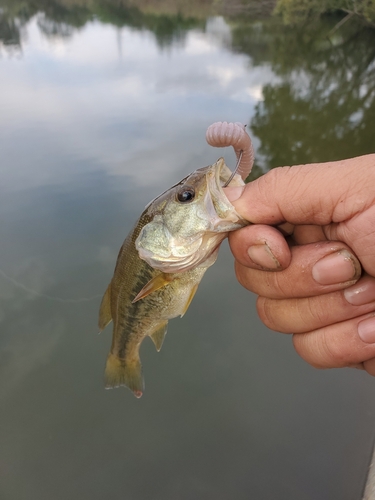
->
224, 154, 375, 375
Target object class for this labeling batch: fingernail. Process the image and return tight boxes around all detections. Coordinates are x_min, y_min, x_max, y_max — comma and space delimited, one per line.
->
312, 249, 360, 285
358, 316, 375, 343
224, 186, 244, 202
247, 243, 281, 270
344, 277, 375, 305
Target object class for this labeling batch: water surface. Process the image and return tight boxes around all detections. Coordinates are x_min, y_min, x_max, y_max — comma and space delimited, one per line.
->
1, 3, 375, 499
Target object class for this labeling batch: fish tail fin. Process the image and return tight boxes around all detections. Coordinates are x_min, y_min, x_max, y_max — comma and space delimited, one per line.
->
104, 353, 144, 398
98, 284, 112, 331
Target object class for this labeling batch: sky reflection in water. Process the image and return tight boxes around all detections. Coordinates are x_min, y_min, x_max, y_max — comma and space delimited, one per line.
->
1, 16, 273, 193
0, 7, 375, 500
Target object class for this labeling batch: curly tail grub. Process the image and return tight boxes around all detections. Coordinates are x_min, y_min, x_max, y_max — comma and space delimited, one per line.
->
206, 121, 254, 180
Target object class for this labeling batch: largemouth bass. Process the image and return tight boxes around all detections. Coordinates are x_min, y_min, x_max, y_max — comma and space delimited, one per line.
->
99, 123, 253, 398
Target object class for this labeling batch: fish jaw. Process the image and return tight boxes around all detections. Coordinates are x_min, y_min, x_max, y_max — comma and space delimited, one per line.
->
135, 158, 249, 274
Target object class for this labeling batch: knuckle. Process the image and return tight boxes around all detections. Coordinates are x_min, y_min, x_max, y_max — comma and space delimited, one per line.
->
256, 297, 277, 331
256, 296, 294, 333
303, 298, 330, 330
292, 332, 325, 367
260, 166, 287, 192
319, 329, 348, 366
271, 271, 290, 298
234, 261, 250, 291
293, 324, 360, 369
234, 261, 261, 294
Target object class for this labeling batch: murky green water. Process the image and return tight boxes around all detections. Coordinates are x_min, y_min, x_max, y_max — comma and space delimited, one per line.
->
1, 2, 375, 499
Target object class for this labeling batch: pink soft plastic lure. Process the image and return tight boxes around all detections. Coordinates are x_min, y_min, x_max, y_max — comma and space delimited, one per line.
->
206, 121, 254, 181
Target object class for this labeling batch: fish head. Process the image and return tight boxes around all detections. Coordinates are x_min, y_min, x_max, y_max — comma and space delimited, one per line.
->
135, 158, 249, 273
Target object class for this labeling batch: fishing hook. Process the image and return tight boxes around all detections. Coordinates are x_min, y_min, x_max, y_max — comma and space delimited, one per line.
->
222, 150, 243, 188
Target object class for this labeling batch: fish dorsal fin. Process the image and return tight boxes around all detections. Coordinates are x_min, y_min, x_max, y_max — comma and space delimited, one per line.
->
98, 284, 112, 331
132, 273, 172, 303
149, 322, 168, 352
180, 283, 199, 317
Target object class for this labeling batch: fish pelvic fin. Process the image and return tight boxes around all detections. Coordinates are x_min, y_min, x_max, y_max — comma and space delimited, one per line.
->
98, 284, 112, 331
149, 321, 168, 352
104, 353, 144, 398
132, 273, 172, 303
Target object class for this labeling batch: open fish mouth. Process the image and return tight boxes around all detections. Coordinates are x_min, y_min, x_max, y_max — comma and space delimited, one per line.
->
206, 157, 245, 222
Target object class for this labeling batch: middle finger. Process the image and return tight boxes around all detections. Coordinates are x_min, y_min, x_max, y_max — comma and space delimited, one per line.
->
235, 240, 361, 299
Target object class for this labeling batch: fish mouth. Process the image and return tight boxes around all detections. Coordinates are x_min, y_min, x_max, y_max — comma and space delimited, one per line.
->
207, 157, 245, 221
216, 157, 243, 188
135, 158, 248, 275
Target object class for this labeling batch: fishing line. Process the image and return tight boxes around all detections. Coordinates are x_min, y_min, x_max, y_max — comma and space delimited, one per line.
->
0, 268, 102, 303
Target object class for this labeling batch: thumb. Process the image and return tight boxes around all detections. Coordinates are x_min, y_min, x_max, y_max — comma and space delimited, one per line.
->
224, 154, 375, 277
225, 154, 375, 226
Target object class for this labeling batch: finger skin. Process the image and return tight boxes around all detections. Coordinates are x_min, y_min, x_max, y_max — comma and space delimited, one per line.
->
292, 313, 375, 369
234, 241, 361, 299
292, 225, 327, 245
363, 358, 375, 375
228, 225, 291, 270
256, 284, 375, 334
229, 155, 375, 226
227, 154, 375, 277
225, 154, 375, 375
228, 223, 328, 272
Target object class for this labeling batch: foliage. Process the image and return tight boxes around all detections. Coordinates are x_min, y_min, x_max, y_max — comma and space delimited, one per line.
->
274, 0, 375, 25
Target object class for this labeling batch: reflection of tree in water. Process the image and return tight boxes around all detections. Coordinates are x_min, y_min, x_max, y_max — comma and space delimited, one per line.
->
95, 2, 203, 47
35, 1, 91, 37
1, 0, 374, 171
0, 2, 29, 50
37, 17, 74, 38
0, 1, 90, 44
0, 14, 20, 46
232, 16, 375, 170
0, 0, 204, 49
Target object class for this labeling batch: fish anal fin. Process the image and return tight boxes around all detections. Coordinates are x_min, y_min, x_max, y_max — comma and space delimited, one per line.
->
149, 322, 168, 352
180, 283, 199, 318
99, 284, 112, 331
132, 273, 172, 303
104, 353, 144, 398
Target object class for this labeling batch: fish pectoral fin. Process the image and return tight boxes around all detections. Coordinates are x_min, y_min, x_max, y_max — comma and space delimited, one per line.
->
98, 284, 112, 331
180, 283, 199, 318
132, 273, 172, 303
149, 322, 168, 352
104, 353, 144, 398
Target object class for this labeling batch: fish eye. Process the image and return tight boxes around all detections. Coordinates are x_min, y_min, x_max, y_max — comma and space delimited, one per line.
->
176, 186, 195, 203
